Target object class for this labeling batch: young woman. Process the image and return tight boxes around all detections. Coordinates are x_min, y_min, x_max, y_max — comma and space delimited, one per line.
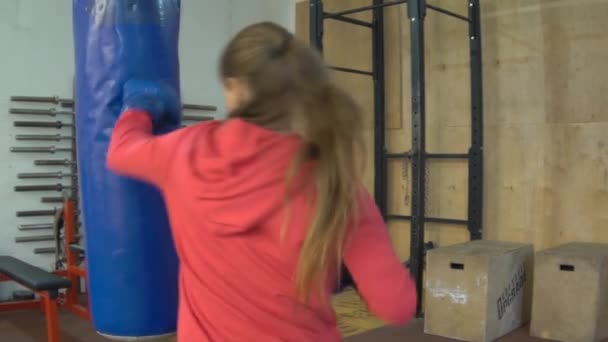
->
107, 22, 416, 342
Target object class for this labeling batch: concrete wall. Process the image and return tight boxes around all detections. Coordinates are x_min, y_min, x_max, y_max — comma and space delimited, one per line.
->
0, 0, 294, 300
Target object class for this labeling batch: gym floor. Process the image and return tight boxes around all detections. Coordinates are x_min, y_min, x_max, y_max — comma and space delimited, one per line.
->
0, 288, 554, 342
0, 309, 547, 342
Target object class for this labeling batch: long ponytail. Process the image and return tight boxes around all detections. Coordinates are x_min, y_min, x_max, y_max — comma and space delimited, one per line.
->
291, 84, 365, 300
220, 22, 366, 301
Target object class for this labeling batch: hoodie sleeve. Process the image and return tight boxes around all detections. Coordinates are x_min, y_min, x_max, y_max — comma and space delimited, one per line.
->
342, 189, 417, 325
106, 109, 185, 188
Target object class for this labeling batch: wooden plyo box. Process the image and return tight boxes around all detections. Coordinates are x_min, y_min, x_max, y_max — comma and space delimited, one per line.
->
424, 240, 534, 342
530, 242, 608, 342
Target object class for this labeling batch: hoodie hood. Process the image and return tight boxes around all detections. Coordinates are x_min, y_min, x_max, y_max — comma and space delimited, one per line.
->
184, 119, 303, 235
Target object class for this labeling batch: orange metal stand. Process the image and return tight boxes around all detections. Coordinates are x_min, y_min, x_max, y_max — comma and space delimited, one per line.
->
0, 199, 90, 342
59, 199, 90, 321
0, 290, 61, 342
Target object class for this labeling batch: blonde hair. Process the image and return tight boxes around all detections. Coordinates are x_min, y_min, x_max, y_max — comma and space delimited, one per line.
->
220, 22, 365, 300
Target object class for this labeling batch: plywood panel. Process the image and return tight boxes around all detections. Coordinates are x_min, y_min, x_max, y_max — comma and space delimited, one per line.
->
295, 1, 309, 42
482, 0, 546, 126
541, 1, 608, 124
425, 0, 470, 129
399, 5, 412, 136
481, 0, 608, 252
541, 123, 608, 248
483, 124, 546, 244
361, 129, 375, 193
426, 160, 468, 220
387, 159, 409, 215
389, 220, 411, 261
323, 0, 372, 74
385, 5, 403, 129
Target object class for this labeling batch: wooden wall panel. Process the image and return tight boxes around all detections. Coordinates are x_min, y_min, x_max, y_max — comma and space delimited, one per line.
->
385, 6, 403, 129
483, 0, 546, 126
294, 1, 309, 41
483, 0, 608, 250
541, 123, 608, 248
542, 1, 608, 124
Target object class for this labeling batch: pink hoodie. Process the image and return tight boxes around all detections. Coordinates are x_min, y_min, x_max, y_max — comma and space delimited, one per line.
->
106, 109, 416, 341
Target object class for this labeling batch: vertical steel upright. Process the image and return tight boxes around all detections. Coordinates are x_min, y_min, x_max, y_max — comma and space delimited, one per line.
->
309, 0, 324, 51
468, 0, 483, 241
407, 0, 427, 316
372, 1, 388, 218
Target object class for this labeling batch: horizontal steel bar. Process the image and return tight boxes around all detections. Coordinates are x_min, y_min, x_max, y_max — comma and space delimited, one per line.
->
182, 115, 214, 122
427, 153, 469, 159
13, 121, 73, 129
323, 12, 373, 27
34, 159, 75, 166
10, 96, 73, 105
69, 244, 86, 254
328, 66, 374, 76
33, 247, 56, 254
16, 235, 54, 243
18, 171, 73, 179
41, 197, 65, 203
14, 184, 71, 192
11, 146, 72, 153
327, 0, 408, 17
19, 223, 54, 231
387, 214, 468, 225
386, 152, 469, 159
15, 134, 73, 141
427, 4, 469, 22
183, 103, 217, 111
16, 210, 56, 217
10, 108, 74, 116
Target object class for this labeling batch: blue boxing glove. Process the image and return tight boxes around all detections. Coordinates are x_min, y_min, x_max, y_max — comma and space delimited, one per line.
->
121, 79, 181, 127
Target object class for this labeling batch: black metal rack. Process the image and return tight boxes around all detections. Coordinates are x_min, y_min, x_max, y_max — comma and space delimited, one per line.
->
9, 95, 79, 259
309, 0, 483, 316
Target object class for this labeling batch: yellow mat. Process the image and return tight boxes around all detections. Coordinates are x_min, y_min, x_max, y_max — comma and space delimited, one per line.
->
332, 288, 386, 337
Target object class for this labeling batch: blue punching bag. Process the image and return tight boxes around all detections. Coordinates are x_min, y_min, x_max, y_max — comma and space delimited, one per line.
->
72, 0, 181, 338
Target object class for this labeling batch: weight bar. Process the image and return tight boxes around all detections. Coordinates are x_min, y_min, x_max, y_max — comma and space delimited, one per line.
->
34, 159, 75, 166
16, 134, 73, 141
41, 197, 65, 203
183, 103, 217, 111
11, 146, 72, 153
18, 171, 74, 179
18, 233, 82, 243
10, 108, 74, 116
13, 121, 73, 129
34, 247, 56, 254
182, 115, 214, 122
11, 146, 72, 154
14, 184, 71, 192
16, 234, 54, 243
19, 223, 54, 231
10, 96, 73, 106
16, 209, 57, 217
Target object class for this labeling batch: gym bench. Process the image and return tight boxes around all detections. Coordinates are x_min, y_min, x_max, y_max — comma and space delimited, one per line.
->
0, 255, 71, 342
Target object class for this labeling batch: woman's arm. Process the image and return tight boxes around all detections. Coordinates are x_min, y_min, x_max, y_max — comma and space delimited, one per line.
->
342, 190, 417, 325
106, 109, 184, 188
